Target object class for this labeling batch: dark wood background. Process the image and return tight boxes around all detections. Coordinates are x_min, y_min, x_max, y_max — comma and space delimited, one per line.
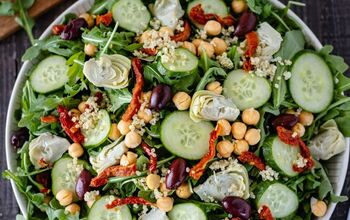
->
0, 0, 349, 219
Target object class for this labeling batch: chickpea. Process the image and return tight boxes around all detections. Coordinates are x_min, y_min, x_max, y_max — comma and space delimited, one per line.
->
204, 20, 222, 36
138, 109, 153, 123
244, 128, 261, 145
242, 108, 260, 125
231, 0, 248, 14
117, 120, 131, 135
146, 174, 161, 190
182, 41, 197, 54
206, 81, 223, 95
198, 41, 215, 58
78, 101, 87, 113
108, 123, 121, 141
56, 189, 73, 206
65, 203, 81, 215
68, 143, 84, 158
79, 13, 94, 28
192, 39, 204, 48
210, 37, 228, 55
311, 200, 327, 217
139, 30, 152, 43
156, 197, 174, 212
159, 182, 170, 194
159, 26, 174, 37
84, 43, 97, 57
217, 119, 231, 136
120, 151, 138, 166
69, 108, 81, 117
172, 92, 191, 110
176, 182, 192, 199
231, 122, 247, 140
125, 131, 142, 148
292, 123, 305, 137
233, 140, 249, 155
217, 140, 234, 158
299, 111, 314, 126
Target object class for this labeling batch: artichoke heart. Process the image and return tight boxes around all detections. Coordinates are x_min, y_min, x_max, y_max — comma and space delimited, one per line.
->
83, 54, 131, 89
150, 0, 185, 30
190, 90, 240, 122
257, 22, 283, 56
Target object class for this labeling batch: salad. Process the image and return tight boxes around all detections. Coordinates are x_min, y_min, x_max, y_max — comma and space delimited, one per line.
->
4, 0, 350, 219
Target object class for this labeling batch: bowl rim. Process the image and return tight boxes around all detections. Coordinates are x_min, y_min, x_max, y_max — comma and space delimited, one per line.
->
5, 0, 349, 219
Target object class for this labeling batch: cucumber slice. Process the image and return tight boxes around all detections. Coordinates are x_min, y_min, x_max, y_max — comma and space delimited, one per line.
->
30, 55, 68, 93
223, 69, 272, 110
263, 137, 300, 177
187, 0, 228, 27
81, 109, 111, 148
289, 51, 334, 113
160, 48, 198, 75
112, 0, 150, 33
88, 196, 132, 220
52, 157, 85, 201
255, 182, 298, 218
168, 203, 207, 220
160, 111, 214, 160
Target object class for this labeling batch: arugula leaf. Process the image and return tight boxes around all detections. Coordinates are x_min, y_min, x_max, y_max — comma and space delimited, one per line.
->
65, 52, 88, 96
195, 67, 227, 91
106, 88, 132, 112
14, 0, 36, 45
0, 1, 14, 15
227, 46, 241, 69
198, 52, 220, 73
89, 0, 116, 15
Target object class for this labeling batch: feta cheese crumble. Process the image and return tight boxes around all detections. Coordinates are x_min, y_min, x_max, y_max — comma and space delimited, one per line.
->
259, 166, 279, 181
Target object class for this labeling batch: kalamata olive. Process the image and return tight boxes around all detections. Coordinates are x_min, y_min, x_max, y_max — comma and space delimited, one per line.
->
11, 128, 29, 149
233, 12, 257, 38
35, 171, 51, 189
271, 114, 299, 129
165, 158, 187, 190
222, 196, 251, 220
75, 169, 93, 200
61, 18, 87, 40
150, 84, 172, 110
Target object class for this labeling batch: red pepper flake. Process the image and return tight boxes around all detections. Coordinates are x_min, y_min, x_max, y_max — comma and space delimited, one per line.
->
141, 142, 158, 173
189, 4, 235, 26
171, 20, 191, 42
57, 106, 85, 144
90, 164, 136, 187
243, 31, 259, 72
96, 12, 113, 26
259, 205, 275, 220
189, 125, 221, 180
106, 196, 155, 209
40, 115, 57, 123
141, 48, 158, 56
121, 58, 144, 121
238, 151, 266, 171
52, 24, 65, 35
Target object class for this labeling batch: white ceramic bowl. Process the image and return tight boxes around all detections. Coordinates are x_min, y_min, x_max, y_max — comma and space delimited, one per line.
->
5, 0, 349, 219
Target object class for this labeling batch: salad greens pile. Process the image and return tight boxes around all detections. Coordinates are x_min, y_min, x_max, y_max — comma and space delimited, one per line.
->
3, 0, 350, 220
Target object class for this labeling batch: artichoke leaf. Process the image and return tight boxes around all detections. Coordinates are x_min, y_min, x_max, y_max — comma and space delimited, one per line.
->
257, 22, 283, 57
150, 0, 184, 30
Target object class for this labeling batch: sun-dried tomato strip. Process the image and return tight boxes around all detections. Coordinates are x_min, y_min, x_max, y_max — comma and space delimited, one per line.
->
96, 12, 113, 26
57, 106, 84, 143
259, 205, 274, 220
106, 196, 155, 209
90, 164, 136, 187
141, 142, 158, 173
238, 151, 266, 171
276, 126, 299, 146
52, 24, 65, 35
121, 58, 144, 121
171, 20, 191, 42
243, 31, 259, 72
189, 125, 221, 180
189, 4, 235, 26
141, 48, 158, 56
40, 115, 57, 123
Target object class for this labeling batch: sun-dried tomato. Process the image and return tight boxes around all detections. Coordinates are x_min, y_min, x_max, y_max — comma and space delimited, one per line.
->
189, 4, 235, 26
238, 151, 266, 171
189, 125, 221, 180
171, 20, 191, 42
276, 126, 300, 146
96, 12, 113, 26
90, 164, 136, 187
40, 115, 57, 123
259, 205, 274, 220
106, 196, 155, 209
141, 48, 158, 56
141, 142, 158, 173
121, 58, 144, 121
57, 106, 85, 143
243, 32, 259, 72
52, 24, 65, 35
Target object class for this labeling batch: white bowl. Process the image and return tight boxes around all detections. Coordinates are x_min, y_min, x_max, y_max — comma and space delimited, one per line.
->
5, 0, 349, 219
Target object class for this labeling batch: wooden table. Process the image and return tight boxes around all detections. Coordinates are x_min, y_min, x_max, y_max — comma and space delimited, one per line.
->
0, 0, 349, 219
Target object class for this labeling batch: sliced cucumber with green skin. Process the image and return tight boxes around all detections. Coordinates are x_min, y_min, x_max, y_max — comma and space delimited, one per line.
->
289, 51, 334, 113
52, 157, 85, 201
112, 0, 150, 33
223, 69, 272, 110
160, 111, 214, 160
255, 182, 299, 218
82, 109, 111, 148
168, 203, 207, 220
30, 55, 68, 93
88, 196, 132, 220
159, 48, 199, 76
263, 137, 300, 177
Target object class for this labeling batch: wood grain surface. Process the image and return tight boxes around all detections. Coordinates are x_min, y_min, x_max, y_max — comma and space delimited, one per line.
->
0, 0, 349, 219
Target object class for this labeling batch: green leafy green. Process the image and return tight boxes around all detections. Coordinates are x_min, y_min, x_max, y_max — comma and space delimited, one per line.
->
0, 1, 14, 15
106, 88, 132, 112
198, 52, 220, 73
65, 52, 88, 96
195, 67, 226, 91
